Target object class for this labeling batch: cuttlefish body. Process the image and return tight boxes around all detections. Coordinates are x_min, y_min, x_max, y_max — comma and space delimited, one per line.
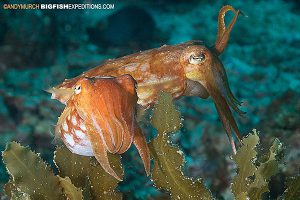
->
55, 75, 150, 180
50, 6, 244, 154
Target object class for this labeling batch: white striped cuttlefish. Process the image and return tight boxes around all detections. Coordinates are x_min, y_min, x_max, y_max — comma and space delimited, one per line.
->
55, 75, 150, 180
50, 5, 244, 155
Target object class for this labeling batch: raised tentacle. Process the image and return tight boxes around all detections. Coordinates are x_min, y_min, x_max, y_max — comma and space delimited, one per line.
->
215, 5, 241, 55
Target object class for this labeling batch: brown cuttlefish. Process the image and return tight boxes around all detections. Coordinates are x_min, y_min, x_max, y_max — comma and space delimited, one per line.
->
55, 75, 150, 180
50, 5, 244, 155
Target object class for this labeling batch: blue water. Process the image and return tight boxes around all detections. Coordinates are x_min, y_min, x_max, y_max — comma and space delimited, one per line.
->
0, 0, 299, 199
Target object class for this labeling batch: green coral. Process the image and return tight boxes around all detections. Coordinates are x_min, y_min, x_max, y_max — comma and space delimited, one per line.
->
150, 92, 213, 200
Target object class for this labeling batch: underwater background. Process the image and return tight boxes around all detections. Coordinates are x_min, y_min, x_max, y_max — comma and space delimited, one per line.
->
0, 0, 299, 199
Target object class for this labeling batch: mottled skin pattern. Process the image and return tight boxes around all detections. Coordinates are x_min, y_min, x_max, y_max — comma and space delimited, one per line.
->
53, 43, 187, 107
56, 75, 150, 180
50, 5, 243, 156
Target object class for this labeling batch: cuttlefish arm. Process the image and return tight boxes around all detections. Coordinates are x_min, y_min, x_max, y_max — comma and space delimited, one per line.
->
86, 123, 150, 181
214, 5, 244, 140
206, 78, 241, 155
212, 6, 244, 152
215, 5, 241, 55
182, 5, 244, 154
87, 123, 123, 181
72, 76, 150, 179
133, 126, 150, 175
50, 5, 244, 155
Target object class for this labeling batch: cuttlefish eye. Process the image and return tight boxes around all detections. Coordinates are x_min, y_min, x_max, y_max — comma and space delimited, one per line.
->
74, 85, 81, 94
189, 53, 205, 65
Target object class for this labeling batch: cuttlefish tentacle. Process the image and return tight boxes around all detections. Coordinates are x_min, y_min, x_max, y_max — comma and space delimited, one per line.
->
50, 5, 244, 156
210, 5, 244, 150
133, 126, 150, 176
63, 75, 150, 179
212, 60, 245, 116
87, 124, 122, 181
206, 75, 242, 146
208, 88, 242, 152
215, 106, 236, 154
215, 5, 241, 55
100, 112, 118, 153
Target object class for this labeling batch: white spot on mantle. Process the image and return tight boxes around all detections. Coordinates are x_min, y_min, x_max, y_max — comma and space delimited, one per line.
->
64, 134, 75, 146
63, 122, 69, 132
80, 123, 86, 131
72, 116, 77, 126
123, 63, 139, 72
74, 129, 85, 139
140, 63, 150, 72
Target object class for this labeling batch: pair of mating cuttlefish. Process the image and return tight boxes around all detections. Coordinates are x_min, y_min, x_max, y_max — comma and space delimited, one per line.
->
49, 5, 244, 181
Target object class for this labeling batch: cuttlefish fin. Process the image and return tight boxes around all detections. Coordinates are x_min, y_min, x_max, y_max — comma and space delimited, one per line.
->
133, 127, 150, 176
89, 128, 122, 181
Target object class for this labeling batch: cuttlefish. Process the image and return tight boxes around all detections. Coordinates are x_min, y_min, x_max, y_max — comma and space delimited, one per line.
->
50, 5, 244, 155
55, 75, 150, 180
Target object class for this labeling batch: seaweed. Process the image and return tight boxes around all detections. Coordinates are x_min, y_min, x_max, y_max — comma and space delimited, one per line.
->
248, 138, 282, 199
10, 190, 31, 200
231, 130, 283, 199
2, 142, 121, 200
231, 131, 259, 199
283, 174, 300, 200
150, 92, 213, 199
54, 146, 123, 200
2, 142, 64, 199
2, 93, 300, 199
58, 176, 83, 200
